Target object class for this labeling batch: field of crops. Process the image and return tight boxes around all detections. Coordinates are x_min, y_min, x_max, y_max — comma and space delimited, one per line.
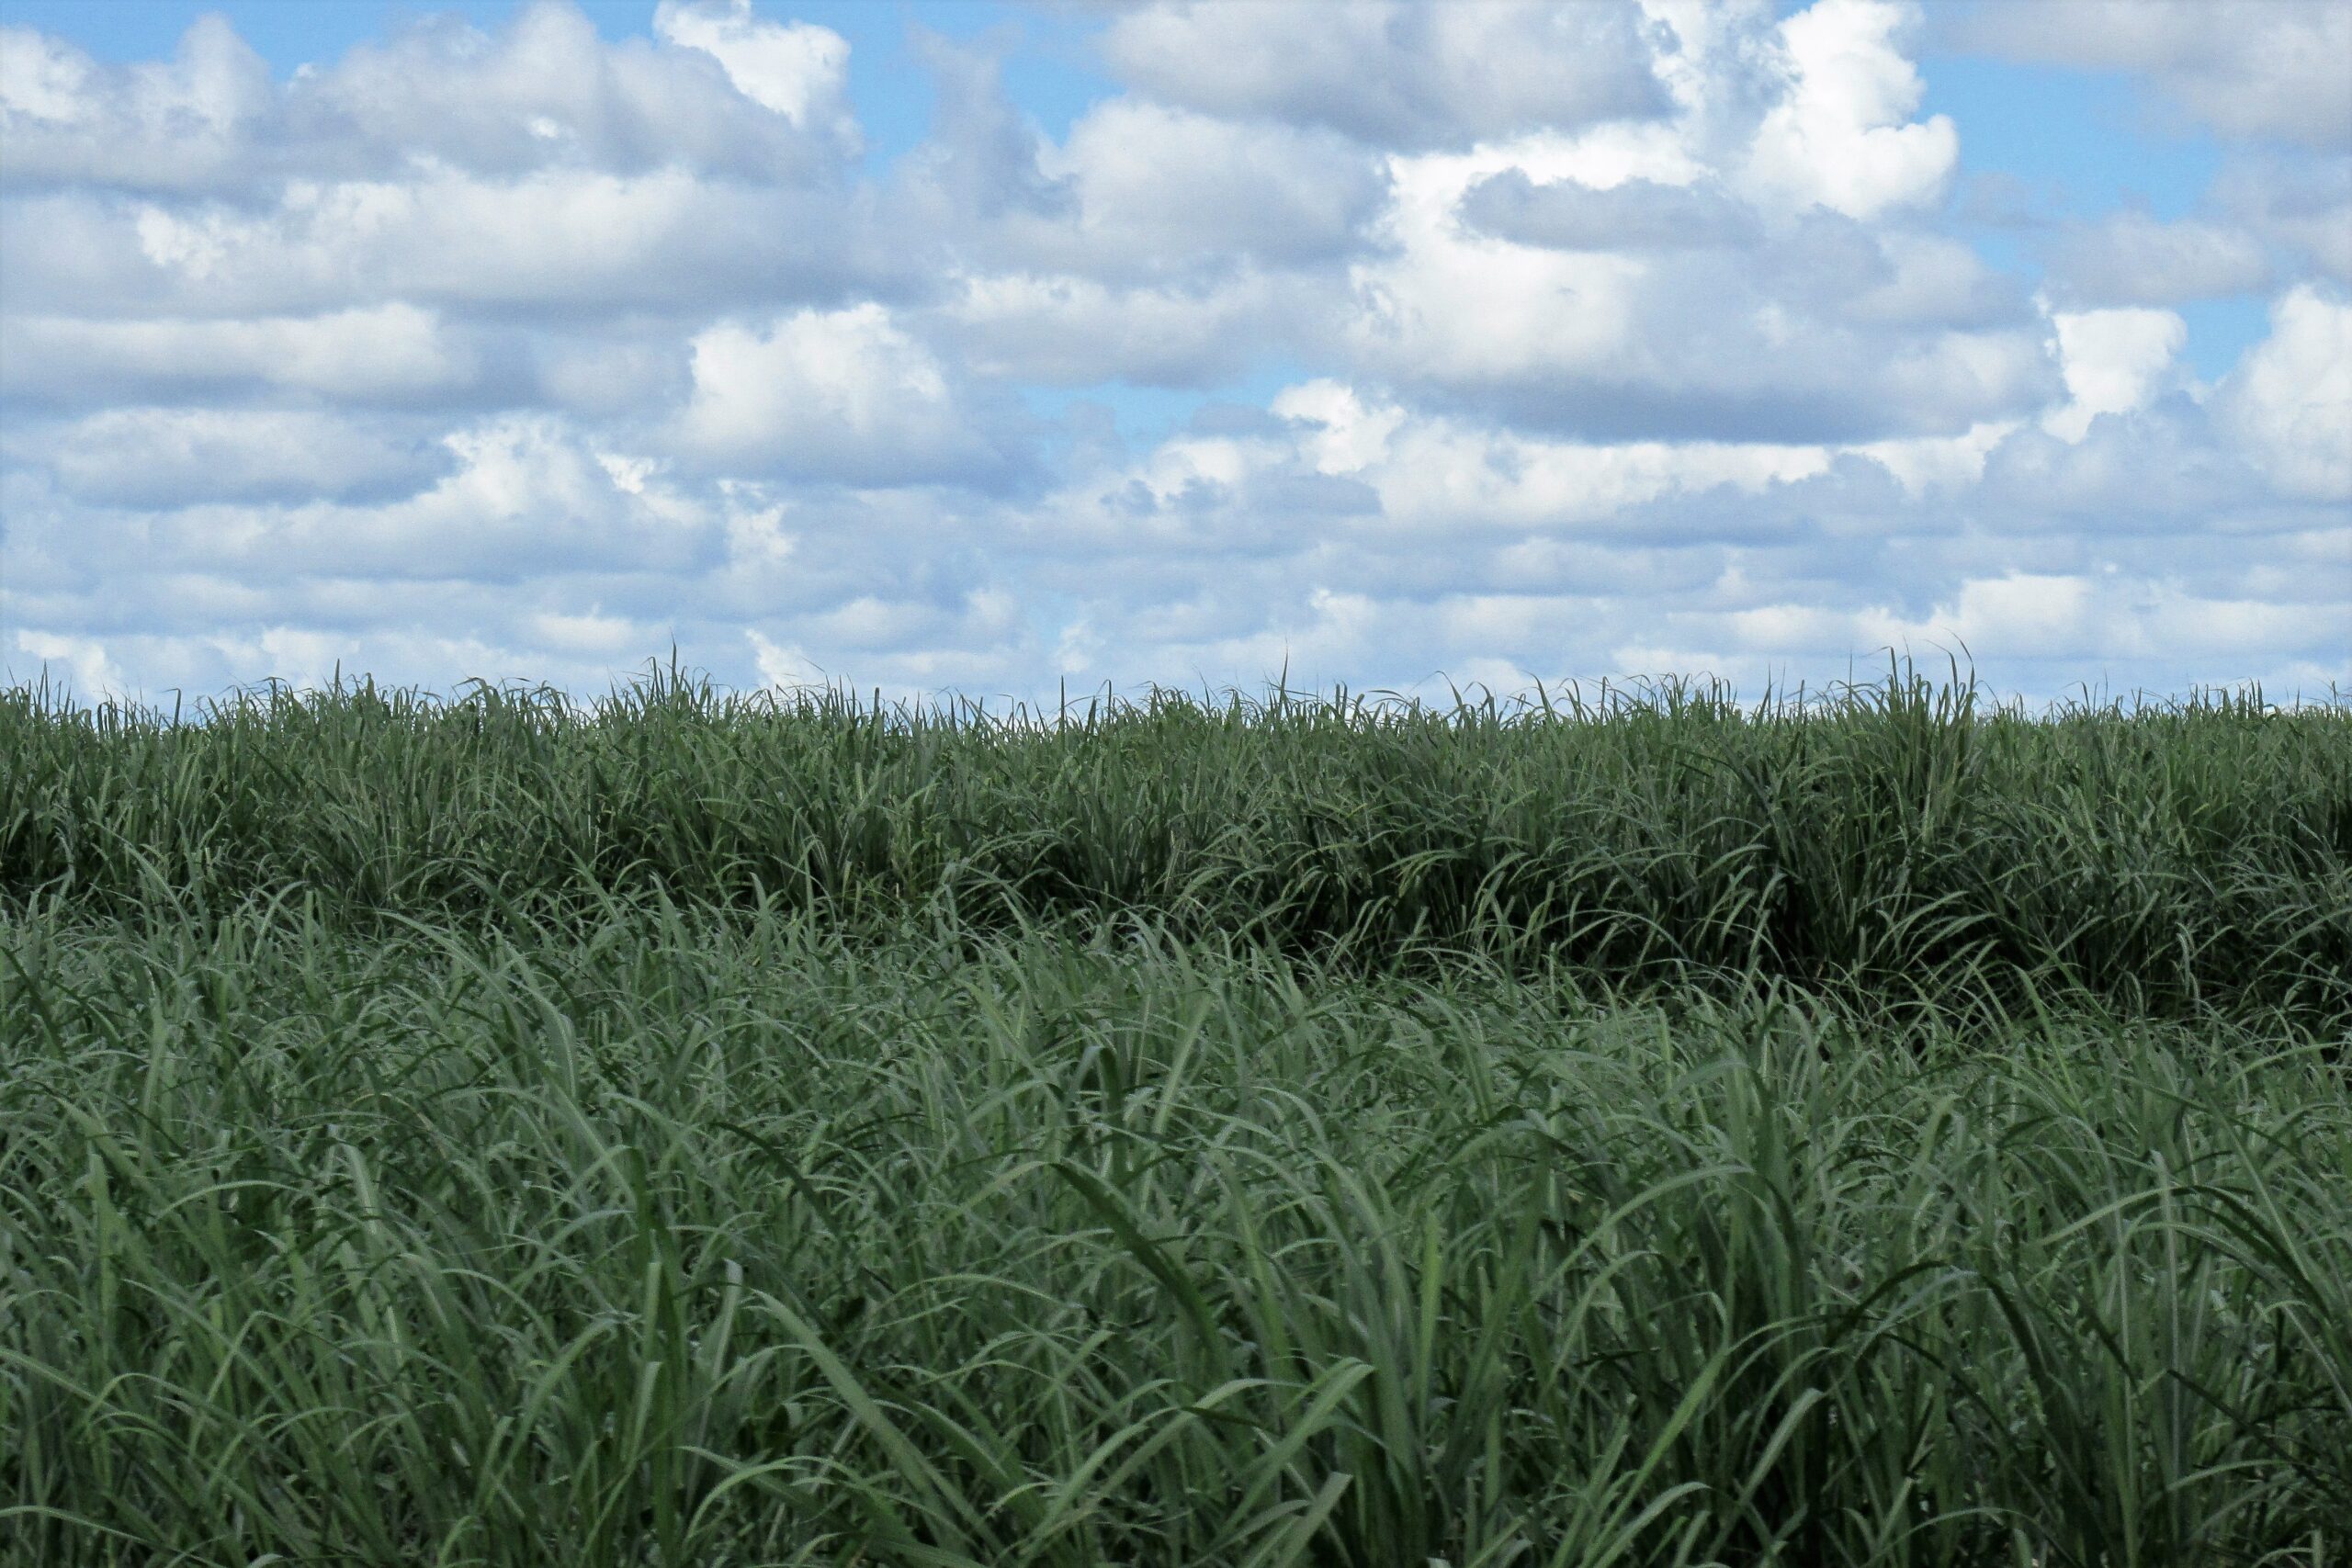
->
5, 668, 2349, 1566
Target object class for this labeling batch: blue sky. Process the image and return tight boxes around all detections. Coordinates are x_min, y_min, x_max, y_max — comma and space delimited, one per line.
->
1, 0, 2346, 705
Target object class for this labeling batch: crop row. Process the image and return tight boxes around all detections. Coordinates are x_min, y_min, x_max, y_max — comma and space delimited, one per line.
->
6, 663, 2346, 1015
5, 899, 2346, 1565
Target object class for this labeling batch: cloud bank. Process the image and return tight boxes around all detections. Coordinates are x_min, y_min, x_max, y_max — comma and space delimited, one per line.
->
1, 0, 2346, 705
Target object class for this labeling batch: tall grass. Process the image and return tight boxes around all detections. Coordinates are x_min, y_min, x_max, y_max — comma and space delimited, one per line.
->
3, 664, 2348, 1564
4, 662, 2346, 1017
4, 897, 2346, 1566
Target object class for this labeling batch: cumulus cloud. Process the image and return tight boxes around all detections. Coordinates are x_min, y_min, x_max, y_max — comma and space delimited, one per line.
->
35, 408, 450, 506
877, 37, 1385, 387
0, 2, 857, 195
670, 305, 1027, 487
1269, 379, 1833, 535
0, 16, 271, 193
11, 630, 129, 698
1982, 404, 2256, 527
1306, 0, 2037, 445
935, 270, 1322, 389
2042, 308, 2188, 442
1457, 171, 1757, 251
2214, 153, 2352, 285
2041, 212, 2273, 307
1786, 572, 2348, 668
11, 415, 714, 598
294, 0, 854, 180
2217, 286, 2352, 502
1098, 0, 1669, 151
0, 303, 475, 407
1025, 99, 1389, 277
58, 168, 891, 316
1344, 143, 2052, 442
1741, 0, 1958, 220
651, 0, 853, 134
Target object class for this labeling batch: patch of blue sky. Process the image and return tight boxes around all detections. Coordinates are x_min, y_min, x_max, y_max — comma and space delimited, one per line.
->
1920, 52, 2267, 380
0, 0, 660, 67
1024, 359, 1317, 457
2169, 298, 2274, 386
1923, 55, 2223, 220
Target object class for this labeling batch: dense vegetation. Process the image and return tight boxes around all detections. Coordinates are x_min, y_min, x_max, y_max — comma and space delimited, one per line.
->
4, 667, 2348, 1565
6, 663, 2348, 1016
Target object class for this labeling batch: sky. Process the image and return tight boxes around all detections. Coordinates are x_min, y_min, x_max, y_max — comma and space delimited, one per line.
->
1, 0, 2346, 708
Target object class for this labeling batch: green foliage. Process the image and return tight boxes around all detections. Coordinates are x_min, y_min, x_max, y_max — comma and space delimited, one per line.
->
5, 902, 2347, 1566
3, 664, 2346, 1564
4, 660, 2346, 1016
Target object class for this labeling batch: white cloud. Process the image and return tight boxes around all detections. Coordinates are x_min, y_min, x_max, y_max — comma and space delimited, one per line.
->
0, 25, 92, 124
0, 17, 270, 193
1026, 98, 1387, 276
875, 44, 1390, 389
1272, 381, 1406, 475
2217, 285, 2352, 501
1343, 141, 1649, 393
1850, 420, 2018, 494
1, 303, 472, 405
938, 270, 1313, 389
746, 628, 823, 688
1272, 379, 1833, 531
3, 168, 885, 323
721, 491, 797, 567
1459, 171, 1757, 251
672, 305, 1022, 486
1340, 135, 2052, 442
288, 0, 855, 181
651, 0, 852, 134
0, 2, 858, 201
1100, 0, 1669, 150
1305, 2, 2041, 443
13, 630, 127, 697
1867, 572, 2098, 657
537, 333, 694, 418
2043, 308, 2188, 442
530, 605, 651, 658
39, 408, 447, 506
2041, 212, 2273, 307
401, 419, 695, 562
1742, 0, 1958, 220
2215, 153, 2352, 285
1854, 572, 2348, 664
0, 423, 704, 647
